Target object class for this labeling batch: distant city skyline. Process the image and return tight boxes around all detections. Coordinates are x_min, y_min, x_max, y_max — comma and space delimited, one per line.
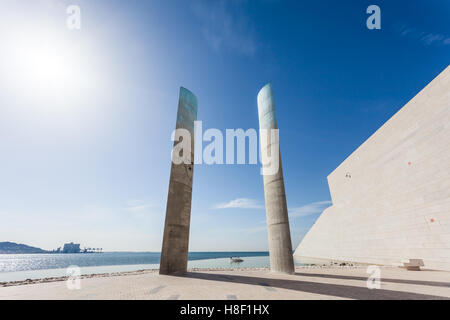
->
0, 0, 448, 251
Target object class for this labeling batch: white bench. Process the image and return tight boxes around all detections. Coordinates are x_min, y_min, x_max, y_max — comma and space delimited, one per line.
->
399, 259, 424, 271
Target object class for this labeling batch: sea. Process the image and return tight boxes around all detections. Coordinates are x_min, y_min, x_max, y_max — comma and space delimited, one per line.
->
0, 251, 308, 282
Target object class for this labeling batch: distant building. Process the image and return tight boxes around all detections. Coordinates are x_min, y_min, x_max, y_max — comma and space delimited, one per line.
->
62, 242, 81, 253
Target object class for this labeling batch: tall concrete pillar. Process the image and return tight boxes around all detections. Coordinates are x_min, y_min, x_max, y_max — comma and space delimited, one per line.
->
257, 83, 295, 274
160, 87, 197, 275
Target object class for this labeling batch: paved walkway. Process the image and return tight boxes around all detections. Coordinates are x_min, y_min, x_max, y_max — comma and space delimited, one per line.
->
1, 267, 449, 300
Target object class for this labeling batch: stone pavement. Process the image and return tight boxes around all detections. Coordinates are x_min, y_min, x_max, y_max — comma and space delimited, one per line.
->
1, 267, 449, 300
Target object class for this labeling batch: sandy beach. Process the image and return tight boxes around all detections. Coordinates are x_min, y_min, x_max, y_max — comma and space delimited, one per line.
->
1, 266, 449, 300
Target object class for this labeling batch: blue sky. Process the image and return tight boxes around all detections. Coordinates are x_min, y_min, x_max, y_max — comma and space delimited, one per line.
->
0, 0, 448, 251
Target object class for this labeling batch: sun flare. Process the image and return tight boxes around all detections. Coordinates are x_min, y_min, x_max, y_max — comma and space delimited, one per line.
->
1, 25, 97, 104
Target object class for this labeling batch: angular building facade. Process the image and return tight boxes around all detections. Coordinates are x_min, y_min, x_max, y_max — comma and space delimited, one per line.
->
294, 66, 450, 271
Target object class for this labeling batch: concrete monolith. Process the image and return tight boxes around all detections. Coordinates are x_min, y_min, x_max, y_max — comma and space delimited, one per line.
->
257, 83, 295, 274
160, 87, 197, 275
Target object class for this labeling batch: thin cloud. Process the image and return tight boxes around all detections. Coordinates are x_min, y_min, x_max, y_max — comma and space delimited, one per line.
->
191, 0, 257, 56
124, 200, 158, 217
421, 33, 446, 45
213, 198, 263, 209
396, 24, 450, 46
125, 204, 154, 213
237, 225, 267, 234
289, 200, 332, 218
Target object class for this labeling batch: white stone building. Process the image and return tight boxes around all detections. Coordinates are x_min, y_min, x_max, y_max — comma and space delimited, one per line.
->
294, 66, 450, 271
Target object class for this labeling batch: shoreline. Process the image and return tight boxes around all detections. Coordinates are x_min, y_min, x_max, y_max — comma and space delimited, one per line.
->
0, 265, 365, 288
1, 255, 354, 283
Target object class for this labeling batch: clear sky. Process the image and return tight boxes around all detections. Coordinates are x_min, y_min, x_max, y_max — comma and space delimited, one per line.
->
0, 0, 448, 251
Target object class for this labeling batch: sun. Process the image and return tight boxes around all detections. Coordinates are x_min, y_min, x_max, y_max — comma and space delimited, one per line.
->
1, 24, 97, 104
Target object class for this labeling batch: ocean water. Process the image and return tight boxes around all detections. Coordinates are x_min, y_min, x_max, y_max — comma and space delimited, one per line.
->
0, 252, 269, 273
0, 252, 317, 282
0, 252, 277, 282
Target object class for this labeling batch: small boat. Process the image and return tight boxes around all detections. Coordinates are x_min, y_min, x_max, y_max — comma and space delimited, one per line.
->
230, 257, 244, 263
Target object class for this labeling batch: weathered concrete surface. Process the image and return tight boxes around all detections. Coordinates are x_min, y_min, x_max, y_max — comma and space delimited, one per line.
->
160, 87, 197, 275
295, 66, 450, 271
1, 267, 449, 300
257, 83, 295, 274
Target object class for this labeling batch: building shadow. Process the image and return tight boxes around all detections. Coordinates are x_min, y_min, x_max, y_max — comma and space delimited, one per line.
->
294, 272, 450, 288
184, 272, 449, 300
